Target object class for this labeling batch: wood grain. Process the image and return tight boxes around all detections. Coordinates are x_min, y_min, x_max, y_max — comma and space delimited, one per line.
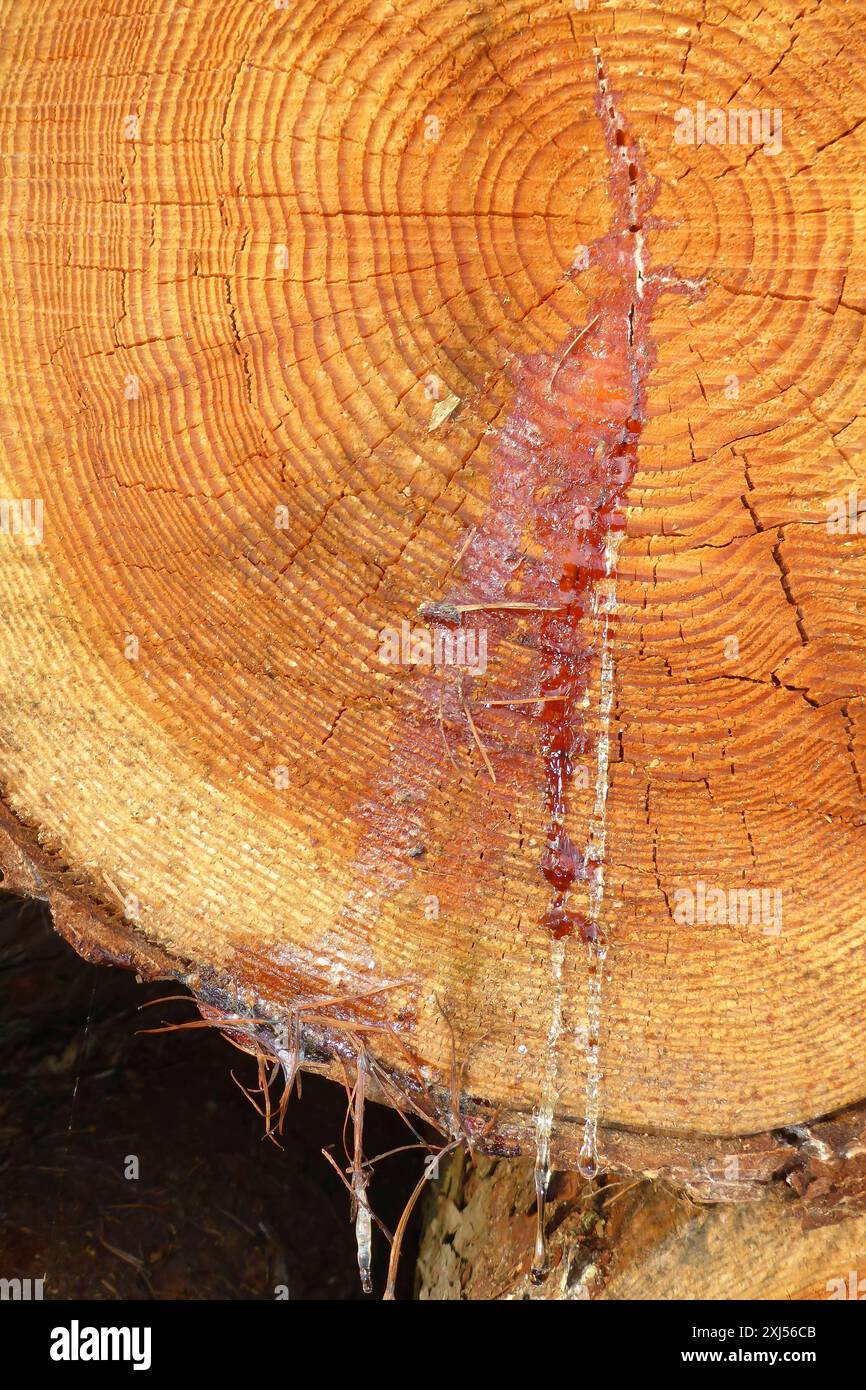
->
0, 0, 864, 1162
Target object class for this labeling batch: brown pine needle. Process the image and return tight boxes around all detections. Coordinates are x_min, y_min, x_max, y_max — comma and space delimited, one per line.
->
436, 992, 462, 1139
602, 1177, 647, 1208
322, 1146, 360, 1202
454, 600, 562, 613
480, 693, 567, 707
384, 1137, 463, 1300
102, 872, 127, 907
321, 1148, 393, 1243
459, 685, 496, 782
295, 981, 408, 1014
367, 1057, 443, 1142
366, 1142, 430, 1165
257, 1044, 273, 1137
439, 709, 462, 775
438, 674, 463, 776
98, 1235, 145, 1271
137, 1017, 268, 1035
441, 523, 477, 581
298, 1014, 393, 1033
276, 1038, 299, 1132
230, 1069, 266, 1118
137, 994, 202, 1010
422, 599, 563, 621
549, 314, 600, 389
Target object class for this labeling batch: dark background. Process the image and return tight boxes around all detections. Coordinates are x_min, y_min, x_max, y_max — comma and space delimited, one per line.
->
0, 890, 422, 1300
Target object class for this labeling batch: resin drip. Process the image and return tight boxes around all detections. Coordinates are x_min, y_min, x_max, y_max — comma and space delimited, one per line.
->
525, 46, 705, 1278
421, 43, 703, 1281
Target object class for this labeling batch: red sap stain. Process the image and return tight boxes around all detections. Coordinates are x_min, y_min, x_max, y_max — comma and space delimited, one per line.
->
340, 49, 704, 964
445, 49, 704, 943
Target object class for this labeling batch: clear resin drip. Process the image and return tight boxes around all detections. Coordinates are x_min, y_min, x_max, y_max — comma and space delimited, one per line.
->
578, 534, 620, 1177
532, 935, 566, 1281
578, 938, 608, 1176
354, 1190, 373, 1294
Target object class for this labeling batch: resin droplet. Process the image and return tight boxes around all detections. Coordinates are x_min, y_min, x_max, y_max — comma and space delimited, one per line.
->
531, 936, 566, 1283
355, 1192, 373, 1294
531, 1148, 550, 1284
578, 940, 607, 1180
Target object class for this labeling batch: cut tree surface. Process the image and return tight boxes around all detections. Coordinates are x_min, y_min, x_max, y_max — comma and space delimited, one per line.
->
1, 0, 865, 1174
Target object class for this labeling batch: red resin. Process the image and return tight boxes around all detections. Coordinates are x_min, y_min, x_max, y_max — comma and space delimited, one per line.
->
446, 53, 704, 942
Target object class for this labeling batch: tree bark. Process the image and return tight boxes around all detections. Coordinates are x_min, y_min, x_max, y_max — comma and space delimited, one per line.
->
417, 1151, 866, 1300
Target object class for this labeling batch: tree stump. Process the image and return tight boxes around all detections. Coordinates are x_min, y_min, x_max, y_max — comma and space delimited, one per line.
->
1, 0, 865, 1274
417, 1151, 866, 1300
